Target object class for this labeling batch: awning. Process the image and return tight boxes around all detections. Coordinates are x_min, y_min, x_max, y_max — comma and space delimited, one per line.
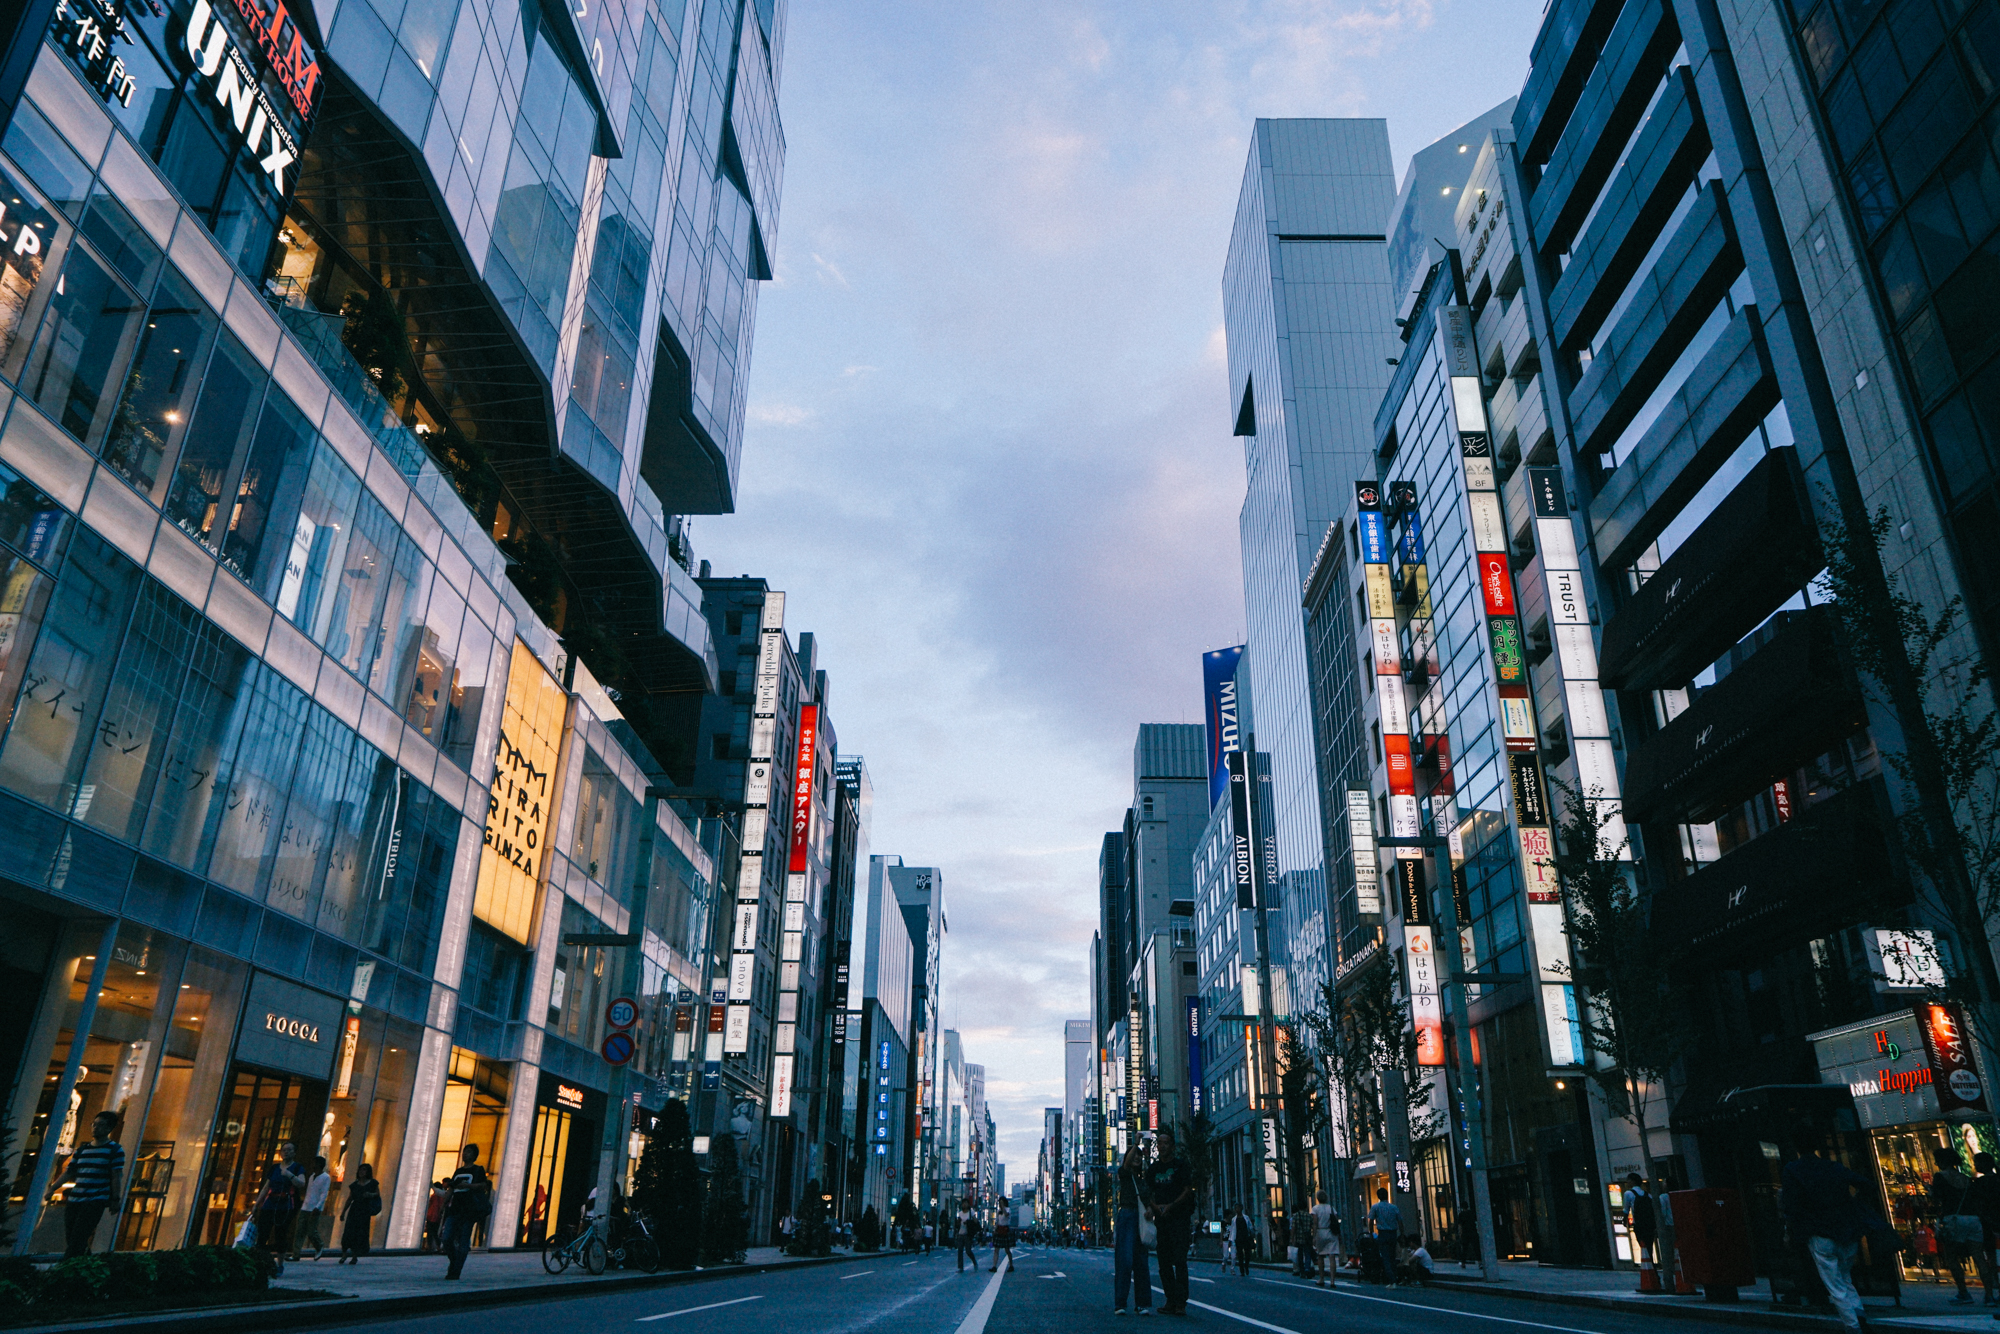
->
1621, 606, 1865, 823
1648, 778, 1899, 962
1599, 447, 1822, 691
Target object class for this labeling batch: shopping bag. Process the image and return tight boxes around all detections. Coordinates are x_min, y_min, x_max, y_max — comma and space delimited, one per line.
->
234, 1218, 259, 1248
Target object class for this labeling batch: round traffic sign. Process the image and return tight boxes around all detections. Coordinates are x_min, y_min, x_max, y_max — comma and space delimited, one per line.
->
601, 1030, 636, 1066
606, 996, 638, 1029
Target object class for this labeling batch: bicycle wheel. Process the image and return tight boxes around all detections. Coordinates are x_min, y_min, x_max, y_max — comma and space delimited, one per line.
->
626, 1234, 660, 1273
582, 1234, 608, 1275
543, 1230, 572, 1274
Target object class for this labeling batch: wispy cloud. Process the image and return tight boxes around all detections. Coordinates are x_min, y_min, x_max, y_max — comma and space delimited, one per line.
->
708, 0, 1541, 1172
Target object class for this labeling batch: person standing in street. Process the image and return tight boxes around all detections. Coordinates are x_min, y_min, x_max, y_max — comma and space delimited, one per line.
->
1311, 1191, 1340, 1288
1623, 1173, 1659, 1283
1231, 1209, 1253, 1277
1932, 1147, 1980, 1304
1368, 1189, 1403, 1286
1145, 1129, 1195, 1315
1288, 1204, 1312, 1278
294, 1156, 332, 1260
337, 1163, 380, 1263
440, 1143, 490, 1280
1781, 1143, 1872, 1329
1967, 1152, 2000, 1306
956, 1203, 978, 1271
47, 1111, 123, 1257
254, 1142, 306, 1275
990, 1215, 1017, 1274
1112, 1145, 1153, 1314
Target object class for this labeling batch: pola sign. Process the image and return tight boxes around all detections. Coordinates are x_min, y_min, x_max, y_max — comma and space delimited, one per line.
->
179, 0, 320, 197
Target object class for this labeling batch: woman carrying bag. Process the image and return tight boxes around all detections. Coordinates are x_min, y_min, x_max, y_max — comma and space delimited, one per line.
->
338, 1164, 382, 1264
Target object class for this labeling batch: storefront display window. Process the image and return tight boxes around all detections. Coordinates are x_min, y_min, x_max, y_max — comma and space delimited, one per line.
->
116, 946, 244, 1250
432, 1048, 510, 1201
21, 923, 182, 1254
354, 1015, 422, 1249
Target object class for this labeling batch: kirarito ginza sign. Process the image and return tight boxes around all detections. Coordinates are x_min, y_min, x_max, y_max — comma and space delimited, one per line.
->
178, 0, 320, 197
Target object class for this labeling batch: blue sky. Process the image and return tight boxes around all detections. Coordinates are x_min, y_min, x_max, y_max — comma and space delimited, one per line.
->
697, 0, 1543, 1175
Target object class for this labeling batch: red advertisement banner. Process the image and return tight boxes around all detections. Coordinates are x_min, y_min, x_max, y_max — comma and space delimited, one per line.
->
788, 705, 818, 874
1479, 552, 1517, 617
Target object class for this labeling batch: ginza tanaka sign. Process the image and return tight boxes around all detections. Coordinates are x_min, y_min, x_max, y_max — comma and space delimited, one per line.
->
181, 0, 319, 197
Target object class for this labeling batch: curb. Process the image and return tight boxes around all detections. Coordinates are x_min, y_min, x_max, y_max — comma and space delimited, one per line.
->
6, 1251, 868, 1334
1424, 1272, 1960, 1333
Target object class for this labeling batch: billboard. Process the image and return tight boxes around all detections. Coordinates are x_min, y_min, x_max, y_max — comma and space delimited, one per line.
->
1203, 646, 1245, 809
788, 705, 819, 873
473, 642, 568, 944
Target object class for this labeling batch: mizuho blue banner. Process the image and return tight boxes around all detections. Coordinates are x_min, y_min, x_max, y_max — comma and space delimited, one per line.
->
1203, 645, 1245, 809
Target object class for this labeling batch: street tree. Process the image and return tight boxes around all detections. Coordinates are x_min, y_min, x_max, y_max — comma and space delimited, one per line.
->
700, 1133, 749, 1265
1542, 778, 1688, 1198
1297, 963, 1439, 1165
1817, 505, 2000, 1039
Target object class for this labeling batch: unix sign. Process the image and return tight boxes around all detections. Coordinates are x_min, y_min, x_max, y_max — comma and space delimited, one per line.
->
182, 0, 312, 197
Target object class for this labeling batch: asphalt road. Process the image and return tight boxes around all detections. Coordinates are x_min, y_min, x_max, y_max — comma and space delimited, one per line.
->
325, 1243, 1767, 1333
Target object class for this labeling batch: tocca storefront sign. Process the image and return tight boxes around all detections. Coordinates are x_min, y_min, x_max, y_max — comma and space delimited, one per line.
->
264, 1011, 322, 1043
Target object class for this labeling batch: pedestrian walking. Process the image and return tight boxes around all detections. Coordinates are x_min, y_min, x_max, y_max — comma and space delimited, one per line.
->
1368, 1189, 1402, 1286
1311, 1191, 1341, 1288
337, 1163, 380, 1263
1230, 1209, 1252, 1277
294, 1156, 332, 1260
1289, 1204, 1312, 1278
1112, 1145, 1154, 1314
955, 1203, 978, 1271
423, 1181, 445, 1252
440, 1143, 491, 1280
923, 1215, 936, 1254
1968, 1152, 2000, 1306
1933, 1147, 1982, 1304
990, 1216, 1017, 1273
1780, 1143, 1872, 1329
1145, 1130, 1195, 1314
253, 1142, 306, 1275
47, 1111, 124, 1257
1624, 1173, 1660, 1288
1219, 1209, 1235, 1274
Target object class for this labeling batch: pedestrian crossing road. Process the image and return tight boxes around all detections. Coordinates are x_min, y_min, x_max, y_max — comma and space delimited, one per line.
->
332, 1243, 1769, 1333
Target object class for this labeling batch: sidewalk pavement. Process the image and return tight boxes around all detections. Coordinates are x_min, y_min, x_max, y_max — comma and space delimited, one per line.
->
10, 1245, 864, 1334
1413, 1257, 1993, 1332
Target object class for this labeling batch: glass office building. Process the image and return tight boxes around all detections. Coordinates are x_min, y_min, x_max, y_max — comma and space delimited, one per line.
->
1220, 118, 1399, 1012
1, 0, 785, 1257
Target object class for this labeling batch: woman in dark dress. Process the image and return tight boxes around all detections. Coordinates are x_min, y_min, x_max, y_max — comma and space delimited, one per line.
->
338, 1164, 381, 1263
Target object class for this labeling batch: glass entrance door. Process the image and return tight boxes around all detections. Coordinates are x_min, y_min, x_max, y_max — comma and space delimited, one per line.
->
195, 1067, 327, 1247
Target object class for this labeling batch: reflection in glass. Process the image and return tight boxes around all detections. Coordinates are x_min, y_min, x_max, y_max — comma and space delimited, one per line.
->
139, 622, 252, 872
103, 271, 216, 499
324, 488, 394, 678
73, 580, 199, 842
19, 246, 146, 451
202, 667, 307, 899
280, 443, 360, 631
164, 331, 265, 550
0, 531, 141, 812
226, 388, 315, 584
0, 156, 67, 375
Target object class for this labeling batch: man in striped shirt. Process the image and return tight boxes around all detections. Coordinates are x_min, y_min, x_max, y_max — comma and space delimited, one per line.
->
50, 1112, 124, 1257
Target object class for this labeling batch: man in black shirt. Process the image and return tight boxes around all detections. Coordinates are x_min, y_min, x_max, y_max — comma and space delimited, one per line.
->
1147, 1130, 1196, 1316
441, 1144, 491, 1280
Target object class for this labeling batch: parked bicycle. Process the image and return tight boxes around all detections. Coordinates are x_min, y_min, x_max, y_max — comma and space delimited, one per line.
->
542, 1211, 661, 1275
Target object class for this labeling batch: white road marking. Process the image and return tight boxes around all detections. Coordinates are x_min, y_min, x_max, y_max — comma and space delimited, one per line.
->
1190, 1276, 1216, 1284
952, 1263, 1008, 1334
1251, 1277, 1633, 1334
1038, 1271, 1067, 1279
902, 1260, 918, 1266
1186, 1300, 1299, 1332
839, 1269, 875, 1280
636, 1294, 764, 1321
